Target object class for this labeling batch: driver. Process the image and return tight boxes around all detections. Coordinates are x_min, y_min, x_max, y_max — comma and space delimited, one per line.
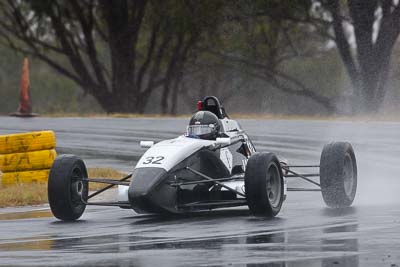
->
186, 111, 222, 140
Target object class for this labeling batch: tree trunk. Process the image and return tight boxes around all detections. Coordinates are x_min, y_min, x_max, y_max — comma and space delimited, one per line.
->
326, 0, 400, 114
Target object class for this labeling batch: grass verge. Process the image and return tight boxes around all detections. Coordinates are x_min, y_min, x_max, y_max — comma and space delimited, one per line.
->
87, 168, 127, 191
0, 183, 47, 208
0, 168, 126, 208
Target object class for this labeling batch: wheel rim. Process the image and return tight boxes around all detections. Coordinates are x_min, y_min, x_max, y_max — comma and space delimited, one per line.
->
71, 167, 85, 207
343, 154, 354, 196
266, 163, 281, 208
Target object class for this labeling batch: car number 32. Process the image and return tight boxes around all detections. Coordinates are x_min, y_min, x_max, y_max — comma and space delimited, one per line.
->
142, 156, 165, 165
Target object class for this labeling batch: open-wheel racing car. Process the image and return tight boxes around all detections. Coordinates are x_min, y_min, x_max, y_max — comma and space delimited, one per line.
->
48, 96, 358, 221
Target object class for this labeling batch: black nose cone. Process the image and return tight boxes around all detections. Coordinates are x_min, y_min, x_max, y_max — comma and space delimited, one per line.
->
128, 167, 167, 213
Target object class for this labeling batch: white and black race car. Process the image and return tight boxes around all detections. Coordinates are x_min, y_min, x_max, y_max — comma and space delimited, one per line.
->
48, 96, 357, 221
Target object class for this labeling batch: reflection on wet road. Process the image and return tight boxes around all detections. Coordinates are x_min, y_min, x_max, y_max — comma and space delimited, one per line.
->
0, 117, 400, 266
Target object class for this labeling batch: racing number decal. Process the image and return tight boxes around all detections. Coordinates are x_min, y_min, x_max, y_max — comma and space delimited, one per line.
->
152, 156, 165, 164
143, 156, 165, 164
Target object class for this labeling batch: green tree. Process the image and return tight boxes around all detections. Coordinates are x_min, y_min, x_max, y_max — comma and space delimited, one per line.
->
0, 0, 221, 113
316, 0, 400, 113
196, 0, 337, 112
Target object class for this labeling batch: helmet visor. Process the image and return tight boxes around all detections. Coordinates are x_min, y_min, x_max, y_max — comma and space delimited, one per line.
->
187, 124, 215, 137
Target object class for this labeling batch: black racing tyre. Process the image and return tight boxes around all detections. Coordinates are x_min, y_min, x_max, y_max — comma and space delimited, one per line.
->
245, 153, 284, 217
48, 155, 88, 221
320, 142, 357, 208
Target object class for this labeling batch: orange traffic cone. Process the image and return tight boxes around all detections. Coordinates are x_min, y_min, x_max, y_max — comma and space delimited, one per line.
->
10, 57, 38, 117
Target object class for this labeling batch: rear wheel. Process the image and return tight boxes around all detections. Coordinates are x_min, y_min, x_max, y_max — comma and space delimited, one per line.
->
245, 153, 284, 217
48, 155, 88, 221
320, 142, 357, 208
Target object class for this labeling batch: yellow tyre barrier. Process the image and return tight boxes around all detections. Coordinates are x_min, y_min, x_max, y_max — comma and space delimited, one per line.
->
0, 169, 50, 186
0, 131, 56, 154
0, 149, 57, 172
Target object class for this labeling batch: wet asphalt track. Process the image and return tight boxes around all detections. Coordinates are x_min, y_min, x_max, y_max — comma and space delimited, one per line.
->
0, 116, 400, 266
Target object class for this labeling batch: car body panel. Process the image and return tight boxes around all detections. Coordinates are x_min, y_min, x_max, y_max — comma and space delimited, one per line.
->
135, 136, 214, 171
126, 128, 274, 214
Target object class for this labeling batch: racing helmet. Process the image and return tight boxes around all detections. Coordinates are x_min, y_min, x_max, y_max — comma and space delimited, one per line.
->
187, 111, 222, 140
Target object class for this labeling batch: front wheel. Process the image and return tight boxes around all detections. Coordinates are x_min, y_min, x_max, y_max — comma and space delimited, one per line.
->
245, 153, 284, 217
320, 142, 357, 208
48, 155, 88, 221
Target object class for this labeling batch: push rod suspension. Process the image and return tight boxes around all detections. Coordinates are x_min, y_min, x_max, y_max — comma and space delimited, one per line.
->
83, 178, 130, 186
87, 173, 132, 200
287, 188, 321, 192
86, 201, 131, 207
186, 167, 246, 197
171, 175, 243, 187
285, 173, 319, 178
286, 165, 320, 168
282, 167, 320, 187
